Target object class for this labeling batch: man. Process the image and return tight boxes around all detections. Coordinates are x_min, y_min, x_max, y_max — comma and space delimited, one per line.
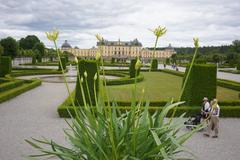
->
201, 97, 210, 119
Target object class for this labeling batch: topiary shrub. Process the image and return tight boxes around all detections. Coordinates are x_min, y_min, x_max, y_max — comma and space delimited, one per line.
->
111, 57, 115, 64
50, 56, 54, 62
237, 63, 240, 70
195, 58, 207, 64
166, 58, 170, 64
129, 59, 140, 78
0, 56, 12, 77
151, 59, 158, 71
65, 55, 69, 63
75, 59, 99, 106
32, 56, 36, 64
58, 57, 66, 70
181, 64, 217, 106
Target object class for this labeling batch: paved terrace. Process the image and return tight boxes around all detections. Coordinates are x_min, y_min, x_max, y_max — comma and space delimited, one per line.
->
0, 81, 240, 160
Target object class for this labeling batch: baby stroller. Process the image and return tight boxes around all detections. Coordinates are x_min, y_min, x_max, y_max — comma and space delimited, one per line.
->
184, 114, 202, 130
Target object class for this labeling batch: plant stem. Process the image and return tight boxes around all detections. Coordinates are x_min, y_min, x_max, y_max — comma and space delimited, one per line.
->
170, 46, 198, 121
149, 37, 159, 71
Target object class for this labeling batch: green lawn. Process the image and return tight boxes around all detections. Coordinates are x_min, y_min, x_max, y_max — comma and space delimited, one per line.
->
106, 72, 239, 101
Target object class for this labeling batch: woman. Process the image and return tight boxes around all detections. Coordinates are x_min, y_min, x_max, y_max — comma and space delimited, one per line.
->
204, 98, 220, 138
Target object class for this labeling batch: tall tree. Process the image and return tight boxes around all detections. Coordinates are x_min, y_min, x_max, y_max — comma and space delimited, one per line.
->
0, 44, 4, 56
0, 37, 19, 58
212, 54, 220, 63
33, 42, 45, 57
19, 35, 40, 50
232, 40, 240, 53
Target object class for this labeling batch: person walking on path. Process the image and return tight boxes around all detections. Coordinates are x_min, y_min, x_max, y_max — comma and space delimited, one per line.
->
201, 97, 211, 119
204, 98, 220, 138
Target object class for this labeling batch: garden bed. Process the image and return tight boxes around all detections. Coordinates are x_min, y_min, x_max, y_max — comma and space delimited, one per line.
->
0, 78, 42, 103
219, 69, 240, 74
9, 68, 63, 77
57, 71, 240, 118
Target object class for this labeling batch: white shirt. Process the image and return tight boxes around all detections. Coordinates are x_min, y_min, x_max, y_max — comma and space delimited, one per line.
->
204, 102, 210, 112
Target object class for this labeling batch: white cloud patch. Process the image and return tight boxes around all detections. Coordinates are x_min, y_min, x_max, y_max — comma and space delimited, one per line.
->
0, 0, 239, 48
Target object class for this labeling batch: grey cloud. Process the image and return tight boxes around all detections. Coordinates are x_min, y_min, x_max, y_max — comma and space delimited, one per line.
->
0, 0, 239, 48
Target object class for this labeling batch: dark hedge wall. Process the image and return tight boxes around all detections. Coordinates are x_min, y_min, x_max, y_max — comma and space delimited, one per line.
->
129, 59, 140, 78
0, 56, 12, 77
74, 59, 99, 106
58, 57, 66, 71
151, 59, 158, 71
181, 64, 217, 105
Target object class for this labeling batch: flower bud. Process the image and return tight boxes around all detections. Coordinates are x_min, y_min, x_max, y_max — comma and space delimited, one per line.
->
95, 34, 103, 42
80, 77, 84, 83
46, 29, 59, 41
95, 51, 101, 61
150, 26, 167, 38
193, 37, 199, 48
74, 57, 78, 63
94, 73, 98, 80
84, 71, 88, 78
142, 88, 145, 94
135, 58, 142, 70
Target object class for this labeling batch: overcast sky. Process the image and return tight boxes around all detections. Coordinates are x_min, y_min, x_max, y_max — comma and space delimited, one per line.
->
0, 0, 239, 48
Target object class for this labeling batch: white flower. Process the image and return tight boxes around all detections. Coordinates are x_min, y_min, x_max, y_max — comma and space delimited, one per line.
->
46, 29, 59, 41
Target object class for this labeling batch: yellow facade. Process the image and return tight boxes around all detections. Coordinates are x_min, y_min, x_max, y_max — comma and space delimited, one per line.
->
61, 39, 175, 59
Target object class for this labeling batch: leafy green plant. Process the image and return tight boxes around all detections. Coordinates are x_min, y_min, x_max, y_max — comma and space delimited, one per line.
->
26, 29, 203, 159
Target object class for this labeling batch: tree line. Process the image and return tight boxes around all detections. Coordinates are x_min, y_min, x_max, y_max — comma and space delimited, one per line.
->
170, 40, 240, 67
0, 35, 63, 62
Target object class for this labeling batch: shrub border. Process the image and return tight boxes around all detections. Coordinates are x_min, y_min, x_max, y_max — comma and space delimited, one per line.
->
58, 105, 240, 118
0, 79, 42, 103
58, 90, 240, 118
219, 69, 240, 74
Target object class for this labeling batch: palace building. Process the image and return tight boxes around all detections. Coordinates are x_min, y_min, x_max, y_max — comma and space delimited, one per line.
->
61, 39, 176, 61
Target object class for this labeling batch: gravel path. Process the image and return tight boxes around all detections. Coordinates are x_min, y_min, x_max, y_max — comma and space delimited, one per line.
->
0, 82, 75, 160
0, 82, 240, 160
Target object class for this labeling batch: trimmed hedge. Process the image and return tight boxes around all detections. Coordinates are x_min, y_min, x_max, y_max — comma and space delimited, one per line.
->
0, 78, 9, 83
181, 64, 217, 106
218, 101, 240, 106
10, 69, 62, 77
217, 79, 240, 91
219, 69, 240, 74
37, 56, 42, 63
75, 59, 99, 106
237, 63, 240, 70
32, 56, 36, 64
0, 79, 41, 103
161, 68, 240, 91
151, 59, 158, 71
58, 57, 66, 70
58, 89, 240, 118
129, 59, 140, 78
0, 79, 25, 92
0, 56, 12, 77
58, 104, 240, 118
